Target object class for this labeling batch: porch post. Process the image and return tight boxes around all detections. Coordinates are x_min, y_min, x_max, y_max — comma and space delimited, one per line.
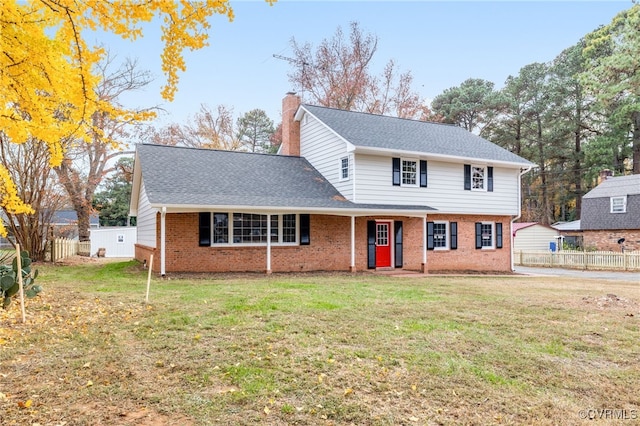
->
422, 215, 427, 273
350, 215, 356, 272
266, 214, 272, 274
160, 206, 166, 276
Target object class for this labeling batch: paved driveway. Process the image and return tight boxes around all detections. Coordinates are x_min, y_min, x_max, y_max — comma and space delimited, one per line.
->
515, 266, 640, 283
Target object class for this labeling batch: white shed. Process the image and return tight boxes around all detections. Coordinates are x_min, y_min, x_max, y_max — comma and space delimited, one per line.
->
512, 222, 559, 251
90, 227, 136, 258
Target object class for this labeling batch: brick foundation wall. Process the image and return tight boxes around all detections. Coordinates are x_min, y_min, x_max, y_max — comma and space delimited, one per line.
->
426, 214, 513, 273
134, 244, 157, 269
583, 229, 640, 252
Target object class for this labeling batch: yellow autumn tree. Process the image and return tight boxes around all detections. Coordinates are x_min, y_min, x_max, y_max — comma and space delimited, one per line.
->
0, 0, 273, 237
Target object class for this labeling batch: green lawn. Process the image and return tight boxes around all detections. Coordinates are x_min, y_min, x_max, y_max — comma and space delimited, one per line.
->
1, 260, 638, 425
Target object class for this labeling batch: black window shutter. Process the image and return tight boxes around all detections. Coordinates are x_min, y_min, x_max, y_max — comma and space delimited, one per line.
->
487, 167, 494, 192
450, 222, 458, 250
464, 164, 471, 190
392, 157, 401, 186
475, 222, 482, 249
427, 221, 434, 250
299, 214, 310, 245
496, 222, 503, 249
420, 160, 428, 187
394, 221, 403, 268
199, 212, 211, 246
367, 220, 376, 269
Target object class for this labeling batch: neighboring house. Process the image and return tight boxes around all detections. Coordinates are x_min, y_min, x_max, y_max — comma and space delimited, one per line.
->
580, 174, 640, 251
130, 93, 534, 275
552, 220, 583, 249
50, 210, 100, 239
512, 222, 559, 251
0, 209, 99, 246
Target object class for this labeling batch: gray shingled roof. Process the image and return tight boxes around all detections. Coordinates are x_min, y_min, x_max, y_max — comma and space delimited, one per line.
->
136, 144, 434, 212
583, 175, 640, 199
302, 104, 534, 166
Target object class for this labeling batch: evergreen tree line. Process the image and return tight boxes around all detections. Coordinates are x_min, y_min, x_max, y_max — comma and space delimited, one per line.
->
430, 6, 639, 224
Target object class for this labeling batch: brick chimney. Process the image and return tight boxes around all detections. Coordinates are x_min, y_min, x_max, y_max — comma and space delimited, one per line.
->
599, 169, 613, 183
281, 92, 301, 156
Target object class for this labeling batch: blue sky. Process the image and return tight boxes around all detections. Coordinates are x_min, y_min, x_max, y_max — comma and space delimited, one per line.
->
97, 0, 633, 127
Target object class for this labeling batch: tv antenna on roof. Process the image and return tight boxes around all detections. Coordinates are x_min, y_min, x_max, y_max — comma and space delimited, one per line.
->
273, 53, 319, 101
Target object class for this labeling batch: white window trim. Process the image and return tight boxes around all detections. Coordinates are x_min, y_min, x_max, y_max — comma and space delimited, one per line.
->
471, 165, 487, 192
401, 158, 419, 187
210, 212, 300, 247
480, 221, 495, 249
339, 156, 349, 181
433, 221, 449, 250
610, 196, 627, 213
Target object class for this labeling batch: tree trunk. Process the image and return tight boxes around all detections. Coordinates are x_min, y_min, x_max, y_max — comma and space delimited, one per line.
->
632, 111, 640, 174
75, 204, 92, 242
536, 116, 552, 225
573, 105, 582, 219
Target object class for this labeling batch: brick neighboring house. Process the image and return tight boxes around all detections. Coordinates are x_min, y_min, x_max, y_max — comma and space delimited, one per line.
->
130, 93, 534, 275
581, 174, 640, 252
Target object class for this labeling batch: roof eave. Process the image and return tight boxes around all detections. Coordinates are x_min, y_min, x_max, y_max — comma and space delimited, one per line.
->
149, 203, 434, 218
129, 150, 143, 216
353, 145, 535, 169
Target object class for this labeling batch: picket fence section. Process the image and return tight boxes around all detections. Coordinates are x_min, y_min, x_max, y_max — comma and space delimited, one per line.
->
46, 238, 92, 262
515, 250, 640, 271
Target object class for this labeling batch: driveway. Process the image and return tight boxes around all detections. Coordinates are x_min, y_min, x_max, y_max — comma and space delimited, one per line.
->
515, 266, 640, 283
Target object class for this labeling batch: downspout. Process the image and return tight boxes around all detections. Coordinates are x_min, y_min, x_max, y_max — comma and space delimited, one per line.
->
422, 216, 427, 273
512, 167, 532, 271
160, 206, 166, 276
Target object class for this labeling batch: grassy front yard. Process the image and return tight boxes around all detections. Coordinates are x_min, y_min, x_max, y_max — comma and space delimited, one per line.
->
1, 260, 638, 425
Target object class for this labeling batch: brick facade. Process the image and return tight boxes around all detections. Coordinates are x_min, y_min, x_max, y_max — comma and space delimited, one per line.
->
582, 229, 640, 252
426, 214, 513, 273
134, 212, 514, 274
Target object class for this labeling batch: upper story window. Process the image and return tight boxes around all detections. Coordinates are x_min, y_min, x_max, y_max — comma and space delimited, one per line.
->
610, 196, 627, 213
472, 166, 486, 190
402, 159, 417, 186
464, 164, 493, 192
340, 156, 349, 180
393, 158, 427, 187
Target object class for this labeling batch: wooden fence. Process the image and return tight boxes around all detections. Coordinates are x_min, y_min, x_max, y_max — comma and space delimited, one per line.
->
45, 238, 92, 262
515, 250, 640, 271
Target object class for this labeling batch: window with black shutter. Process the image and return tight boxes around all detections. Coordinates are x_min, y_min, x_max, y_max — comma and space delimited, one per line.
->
450, 222, 458, 250
392, 158, 401, 186
199, 212, 211, 246
300, 214, 310, 245
464, 164, 471, 190
420, 160, 427, 187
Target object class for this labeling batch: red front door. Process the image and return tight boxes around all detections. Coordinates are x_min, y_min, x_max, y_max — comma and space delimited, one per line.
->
375, 222, 392, 268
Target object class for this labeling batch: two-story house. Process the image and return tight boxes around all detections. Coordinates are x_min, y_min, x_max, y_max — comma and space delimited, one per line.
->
580, 174, 640, 251
129, 93, 533, 275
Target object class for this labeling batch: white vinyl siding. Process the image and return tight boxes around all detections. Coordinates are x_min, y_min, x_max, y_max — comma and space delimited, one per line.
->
354, 154, 520, 215
299, 114, 353, 199
512, 225, 559, 251
135, 181, 158, 248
